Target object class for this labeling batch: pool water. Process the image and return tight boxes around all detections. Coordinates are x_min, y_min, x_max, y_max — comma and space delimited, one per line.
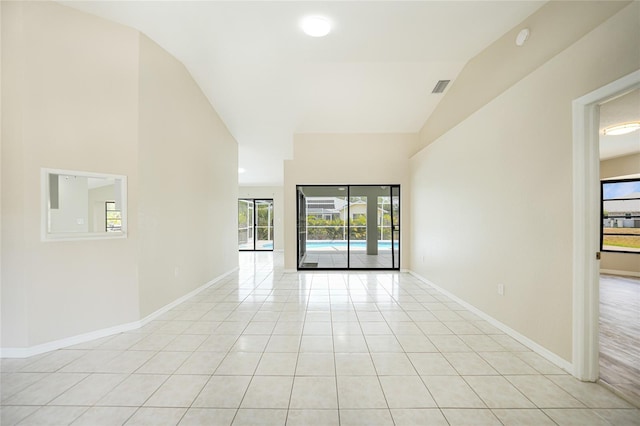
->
306, 240, 398, 250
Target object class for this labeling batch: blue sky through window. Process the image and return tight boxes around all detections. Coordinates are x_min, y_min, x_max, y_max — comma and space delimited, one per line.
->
603, 180, 640, 199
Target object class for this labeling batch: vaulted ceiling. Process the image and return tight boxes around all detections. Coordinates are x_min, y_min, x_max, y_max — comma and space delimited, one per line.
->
61, 1, 547, 185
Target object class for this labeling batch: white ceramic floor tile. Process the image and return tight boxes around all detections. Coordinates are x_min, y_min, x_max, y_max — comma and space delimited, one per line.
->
230, 335, 270, 352
379, 376, 437, 408
215, 352, 261, 375
231, 408, 287, 425
2, 252, 632, 426
71, 406, 137, 426
364, 335, 404, 353
17, 350, 86, 373
337, 376, 387, 409
463, 376, 535, 408
339, 409, 394, 426
177, 408, 235, 426
161, 334, 208, 352
192, 375, 251, 408
0, 405, 39, 426
1, 373, 48, 402
254, 352, 297, 375
264, 335, 300, 352
441, 408, 501, 425
50, 373, 127, 406
5, 373, 88, 405
240, 376, 293, 409
371, 353, 417, 376
479, 352, 538, 375
548, 375, 633, 408
335, 353, 376, 376
97, 374, 168, 407
491, 408, 556, 425
408, 353, 457, 376
506, 375, 585, 408
135, 352, 191, 375
593, 408, 640, 426
289, 376, 338, 409
124, 407, 186, 425
16, 406, 87, 426
543, 408, 609, 425
333, 335, 368, 352
296, 353, 335, 376
175, 352, 225, 375
143, 374, 208, 408
299, 336, 333, 353
422, 376, 486, 408
443, 353, 498, 376
390, 408, 448, 426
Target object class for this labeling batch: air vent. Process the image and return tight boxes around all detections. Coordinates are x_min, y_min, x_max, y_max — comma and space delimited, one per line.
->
432, 80, 450, 94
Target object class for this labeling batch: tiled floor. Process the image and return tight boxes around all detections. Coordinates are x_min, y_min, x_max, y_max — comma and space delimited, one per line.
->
1, 252, 638, 426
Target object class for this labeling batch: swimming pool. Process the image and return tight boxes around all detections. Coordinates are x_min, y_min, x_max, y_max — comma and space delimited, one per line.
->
306, 240, 398, 250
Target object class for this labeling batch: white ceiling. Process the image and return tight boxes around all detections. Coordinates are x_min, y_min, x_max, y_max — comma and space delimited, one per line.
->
600, 89, 640, 160
61, 1, 546, 185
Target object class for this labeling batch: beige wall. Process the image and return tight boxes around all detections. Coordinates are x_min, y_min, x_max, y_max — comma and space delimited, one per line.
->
414, 1, 630, 154
1, 1, 238, 349
1, 1, 141, 347
601, 153, 640, 179
600, 153, 640, 276
238, 186, 284, 251
410, 2, 640, 363
137, 34, 238, 317
284, 133, 414, 270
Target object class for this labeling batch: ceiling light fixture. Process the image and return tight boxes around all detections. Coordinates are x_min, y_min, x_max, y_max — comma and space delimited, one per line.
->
301, 16, 331, 37
238, 168, 246, 174
603, 122, 640, 136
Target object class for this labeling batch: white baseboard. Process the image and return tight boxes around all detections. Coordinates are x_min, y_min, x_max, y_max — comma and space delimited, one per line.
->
0, 267, 239, 358
409, 271, 574, 374
600, 269, 640, 278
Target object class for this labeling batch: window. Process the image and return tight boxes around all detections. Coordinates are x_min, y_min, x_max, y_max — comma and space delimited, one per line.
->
601, 178, 640, 253
105, 201, 122, 232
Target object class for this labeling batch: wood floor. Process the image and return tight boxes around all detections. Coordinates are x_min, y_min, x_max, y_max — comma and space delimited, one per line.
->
599, 274, 640, 407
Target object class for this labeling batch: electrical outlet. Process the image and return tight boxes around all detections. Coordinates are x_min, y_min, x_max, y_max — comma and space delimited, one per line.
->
497, 284, 505, 296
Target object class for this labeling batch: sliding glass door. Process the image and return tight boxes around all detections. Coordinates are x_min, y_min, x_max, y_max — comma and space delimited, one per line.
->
296, 185, 400, 270
238, 199, 274, 251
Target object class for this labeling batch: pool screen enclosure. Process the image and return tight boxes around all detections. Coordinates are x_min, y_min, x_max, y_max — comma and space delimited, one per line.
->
238, 199, 274, 251
296, 185, 400, 270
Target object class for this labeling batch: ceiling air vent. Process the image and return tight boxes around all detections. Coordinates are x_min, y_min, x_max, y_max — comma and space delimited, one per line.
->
432, 80, 450, 94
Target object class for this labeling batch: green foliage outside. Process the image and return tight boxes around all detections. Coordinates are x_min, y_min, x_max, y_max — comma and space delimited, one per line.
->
307, 216, 348, 240
306, 213, 394, 241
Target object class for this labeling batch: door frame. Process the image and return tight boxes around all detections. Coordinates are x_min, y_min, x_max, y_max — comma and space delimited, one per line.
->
572, 69, 640, 381
238, 198, 274, 251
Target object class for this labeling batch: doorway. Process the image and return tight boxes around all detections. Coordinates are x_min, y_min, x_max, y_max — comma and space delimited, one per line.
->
572, 70, 640, 388
296, 185, 400, 270
238, 199, 274, 251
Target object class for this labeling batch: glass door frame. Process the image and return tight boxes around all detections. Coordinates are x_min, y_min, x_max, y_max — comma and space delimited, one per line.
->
296, 185, 400, 271
238, 198, 274, 251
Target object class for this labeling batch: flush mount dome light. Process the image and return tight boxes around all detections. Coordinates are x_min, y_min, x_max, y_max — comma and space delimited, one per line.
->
603, 122, 640, 136
301, 16, 331, 37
